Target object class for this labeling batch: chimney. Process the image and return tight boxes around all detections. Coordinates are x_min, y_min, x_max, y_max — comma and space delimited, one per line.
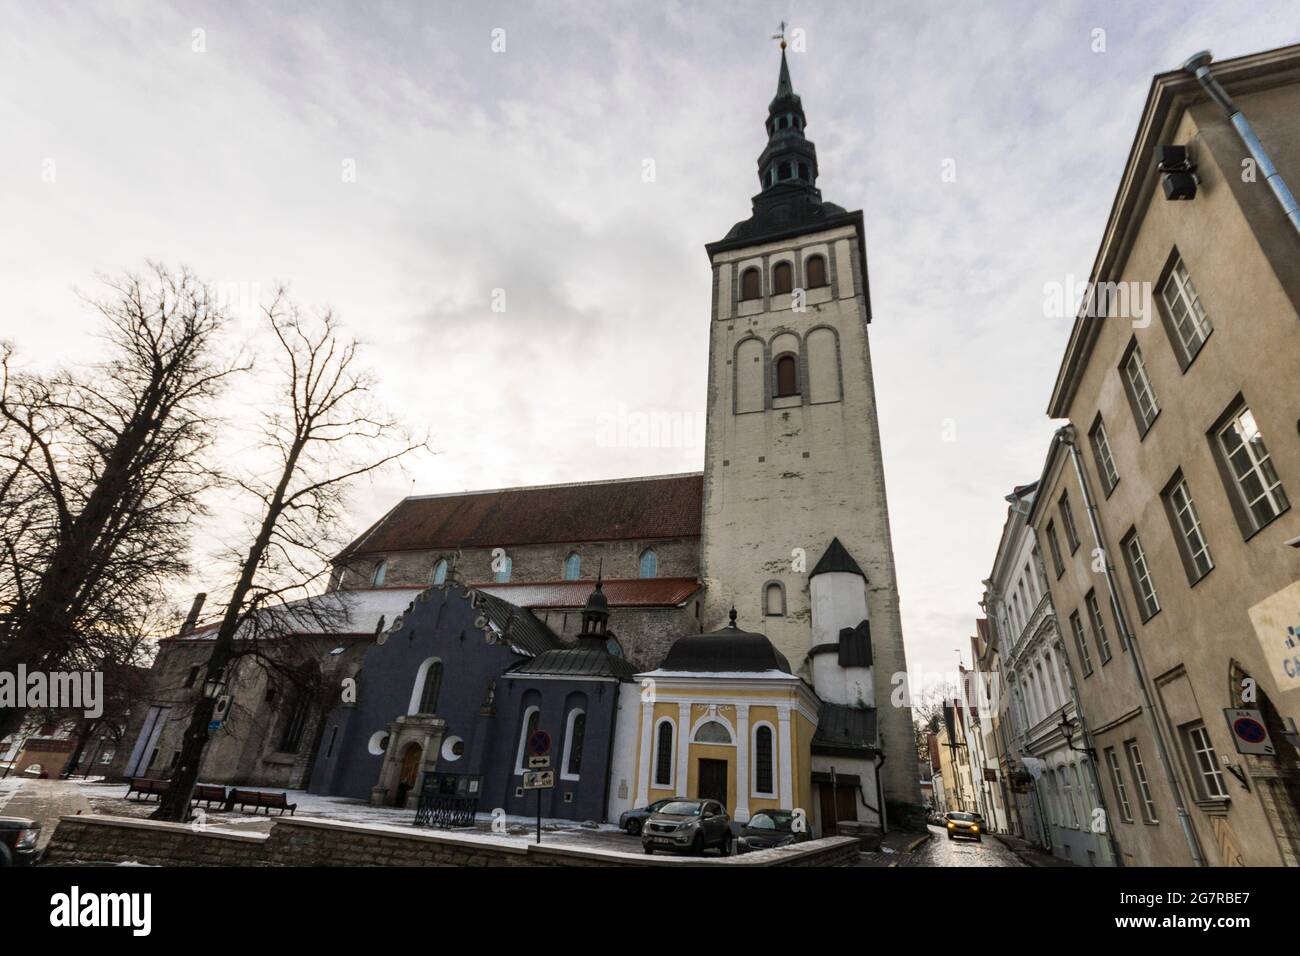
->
181, 592, 207, 635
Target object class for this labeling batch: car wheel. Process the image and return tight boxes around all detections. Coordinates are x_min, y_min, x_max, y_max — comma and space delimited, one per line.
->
720, 834, 732, 857
626, 819, 642, 836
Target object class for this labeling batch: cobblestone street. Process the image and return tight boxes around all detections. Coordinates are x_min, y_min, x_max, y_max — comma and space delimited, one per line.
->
897, 825, 1026, 867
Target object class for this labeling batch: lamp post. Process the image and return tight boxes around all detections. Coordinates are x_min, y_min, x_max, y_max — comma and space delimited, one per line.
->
1058, 714, 1095, 761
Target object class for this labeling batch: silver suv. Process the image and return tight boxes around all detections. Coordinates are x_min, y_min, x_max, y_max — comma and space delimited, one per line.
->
641, 799, 732, 856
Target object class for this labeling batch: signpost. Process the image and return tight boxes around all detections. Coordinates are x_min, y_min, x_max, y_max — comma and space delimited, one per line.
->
526, 730, 553, 843
1224, 708, 1275, 755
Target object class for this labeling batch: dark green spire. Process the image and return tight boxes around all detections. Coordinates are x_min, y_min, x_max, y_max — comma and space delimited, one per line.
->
757, 46, 818, 195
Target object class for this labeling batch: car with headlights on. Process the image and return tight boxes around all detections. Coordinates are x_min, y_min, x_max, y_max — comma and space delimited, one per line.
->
0, 816, 43, 866
641, 799, 732, 856
735, 809, 809, 854
944, 810, 982, 842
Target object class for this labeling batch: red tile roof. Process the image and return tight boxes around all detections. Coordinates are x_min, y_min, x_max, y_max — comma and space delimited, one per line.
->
340, 473, 703, 556
474, 577, 702, 609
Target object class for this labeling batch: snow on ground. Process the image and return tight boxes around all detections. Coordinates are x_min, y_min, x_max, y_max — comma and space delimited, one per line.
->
0, 777, 23, 813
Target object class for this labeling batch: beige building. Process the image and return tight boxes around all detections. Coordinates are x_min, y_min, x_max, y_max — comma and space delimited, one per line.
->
1031, 45, 1300, 866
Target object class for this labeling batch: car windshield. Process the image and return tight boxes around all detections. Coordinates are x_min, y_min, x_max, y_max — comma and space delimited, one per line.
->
948, 812, 979, 822
649, 799, 673, 811
747, 812, 793, 831
660, 801, 702, 816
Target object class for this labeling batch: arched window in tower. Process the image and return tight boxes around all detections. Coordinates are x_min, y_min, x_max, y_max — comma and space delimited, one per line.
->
653, 719, 675, 788
805, 254, 827, 289
764, 581, 786, 617
806, 326, 841, 404
740, 267, 761, 301
775, 354, 799, 397
431, 558, 448, 586
639, 549, 658, 579
772, 261, 793, 295
409, 658, 443, 715
754, 725, 775, 795
371, 560, 387, 587
563, 552, 581, 581
779, 162, 793, 180
493, 552, 512, 583
798, 162, 809, 181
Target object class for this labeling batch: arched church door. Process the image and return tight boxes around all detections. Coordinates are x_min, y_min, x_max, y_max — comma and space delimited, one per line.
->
396, 743, 422, 808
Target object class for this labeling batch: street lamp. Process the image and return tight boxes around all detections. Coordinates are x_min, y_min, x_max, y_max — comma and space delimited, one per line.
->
1058, 714, 1095, 761
201, 672, 226, 700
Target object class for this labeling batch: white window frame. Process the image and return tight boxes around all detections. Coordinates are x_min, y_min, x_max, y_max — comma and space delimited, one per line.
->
1105, 747, 1133, 823
1070, 610, 1093, 677
407, 657, 443, 716
1059, 492, 1081, 552
651, 717, 676, 789
1185, 722, 1228, 800
1127, 741, 1158, 823
1091, 418, 1119, 492
1217, 408, 1289, 531
514, 705, 540, 775
1161, 257, 1213, 360
560, 708, 586, 781
751, 721, 777, 797
1124, 346, 1160, 432
1085, 590, 1112, 663
1125, 532, 1161, 619
1168, 477, 1214, 579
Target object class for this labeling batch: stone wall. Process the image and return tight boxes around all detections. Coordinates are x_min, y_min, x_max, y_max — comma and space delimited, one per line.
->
45, 815, 860, 867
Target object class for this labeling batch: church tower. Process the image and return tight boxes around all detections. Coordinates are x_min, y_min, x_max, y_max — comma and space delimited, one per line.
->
699, 44, 919, 809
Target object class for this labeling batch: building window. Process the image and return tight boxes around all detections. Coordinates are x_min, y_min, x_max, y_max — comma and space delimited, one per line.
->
653, 719, 675, 788
1061, 766, 1078, 827
1090, 415, 1119, 494
278, 690, 311, 754
494, 553, 512, 583
1070, 610, 1093, 677
514, 706, 540, 774
371, 560, 388, 587
410, 658, 443, 715
1122, 530, 1160, 621
1181, 721, 1228, 800
763, 581, 786, 617
1105, 747, 1133, 823
774, 354, 799, 397
772, 261, 793, 295
1215, 406, 1289, 534
1126, 740, 1158, 823
1045, 520, 1065, 578
562, 709, 586, 779
639, 549, 658, 579
1163, 473, 1214, 583
1059, 491, 1081, 553
1085, 589, 1112, 663
740, 267, 761, 301
431, 558, 448, 585
1160, 255, 1213, 366
184, 665, 201, 689
563, 552, 581, 581
693, 720, 732, 744
753, 724, 774, 795
1121, 342, 1160, 435
805, 254, 828, 288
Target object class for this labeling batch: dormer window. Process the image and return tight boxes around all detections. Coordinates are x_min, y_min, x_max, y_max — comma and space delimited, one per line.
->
772, 262, 793, 295
740, 267, 761, 301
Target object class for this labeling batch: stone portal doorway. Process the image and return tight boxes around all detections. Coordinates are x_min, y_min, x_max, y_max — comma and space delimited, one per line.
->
395, 743, 423, 808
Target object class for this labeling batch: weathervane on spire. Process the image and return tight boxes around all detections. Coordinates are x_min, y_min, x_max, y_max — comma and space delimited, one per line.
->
771, 20, 787, 50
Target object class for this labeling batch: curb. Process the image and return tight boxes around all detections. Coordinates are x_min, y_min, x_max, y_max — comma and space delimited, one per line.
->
887, 830, 932, 866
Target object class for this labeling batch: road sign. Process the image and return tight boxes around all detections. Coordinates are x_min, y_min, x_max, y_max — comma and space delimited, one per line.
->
527, 755, 551, 769
528, 730, 552, 757
1224, 708, 1275, 755
522, 770, 554, 790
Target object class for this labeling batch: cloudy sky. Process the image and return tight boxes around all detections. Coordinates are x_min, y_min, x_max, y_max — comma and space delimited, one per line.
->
3, 1, 1297, 682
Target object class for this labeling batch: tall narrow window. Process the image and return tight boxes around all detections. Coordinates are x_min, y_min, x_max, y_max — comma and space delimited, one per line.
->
639, 549, 658, 579
1122, 344, 1160, 434
1163, 474, 1214, 582
1090, 416, 1119, 493
1122, 530, 1160, 620
1126, 740, 1158, 823
372, 560, 388, 587
1216, 406, 1289, 533
754, 725, 774, 795
1059, 491, 1081, 553
1045, 520, 1065, 577
775, 354, 799, 397
416, 661, 443, 715
494, 553, 512, 583
562, 709, 586, 779
431, 558, 448, 585
653, 720, 674, 788
772, 261, 793, 295
1061, 767, 1077, 827
563, 552, 581, 581
805, 254, 827, 288
1181, 721, 1228, 800
1160, 256, 1213, 364
1070, 611, 1093, 677
1085, 589, 1112, 663
515, 706, 540, 774
279, 690, 311, 754
1105, 747, 1133, 823
740, 267, 761, 301
763, 582, 785, 617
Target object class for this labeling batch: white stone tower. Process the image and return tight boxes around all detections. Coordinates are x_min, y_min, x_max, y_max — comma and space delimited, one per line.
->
698, 46, 919, 809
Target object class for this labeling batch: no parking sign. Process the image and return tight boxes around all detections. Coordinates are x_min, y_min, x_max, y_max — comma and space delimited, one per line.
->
1223, 708, 1275, 756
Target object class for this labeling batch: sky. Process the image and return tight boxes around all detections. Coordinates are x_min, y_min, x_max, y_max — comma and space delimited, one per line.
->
3, 1, 1298, 685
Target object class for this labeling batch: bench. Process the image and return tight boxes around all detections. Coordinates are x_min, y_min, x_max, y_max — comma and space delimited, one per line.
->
126, 777, 172, 802
227, 788, 297, 816
191, 784, 228, 809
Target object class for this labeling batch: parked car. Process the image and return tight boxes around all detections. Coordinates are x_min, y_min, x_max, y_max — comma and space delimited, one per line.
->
0, 816, 43, 866
735, 809, 809, 854
944, 810, 982, 842
641, 799, 732, 856
618, 797, 676, 836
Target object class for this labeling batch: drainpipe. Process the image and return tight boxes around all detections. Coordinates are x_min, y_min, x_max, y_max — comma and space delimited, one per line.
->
1183, 51, 1300, 237
1055, 425, 1206, 866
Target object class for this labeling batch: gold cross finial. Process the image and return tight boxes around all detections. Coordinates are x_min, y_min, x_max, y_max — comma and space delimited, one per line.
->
771, 20, 787, 50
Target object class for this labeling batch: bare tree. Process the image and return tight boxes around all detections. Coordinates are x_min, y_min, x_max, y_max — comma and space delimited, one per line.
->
153, 290, 424, 820
0, 264, 238, 738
